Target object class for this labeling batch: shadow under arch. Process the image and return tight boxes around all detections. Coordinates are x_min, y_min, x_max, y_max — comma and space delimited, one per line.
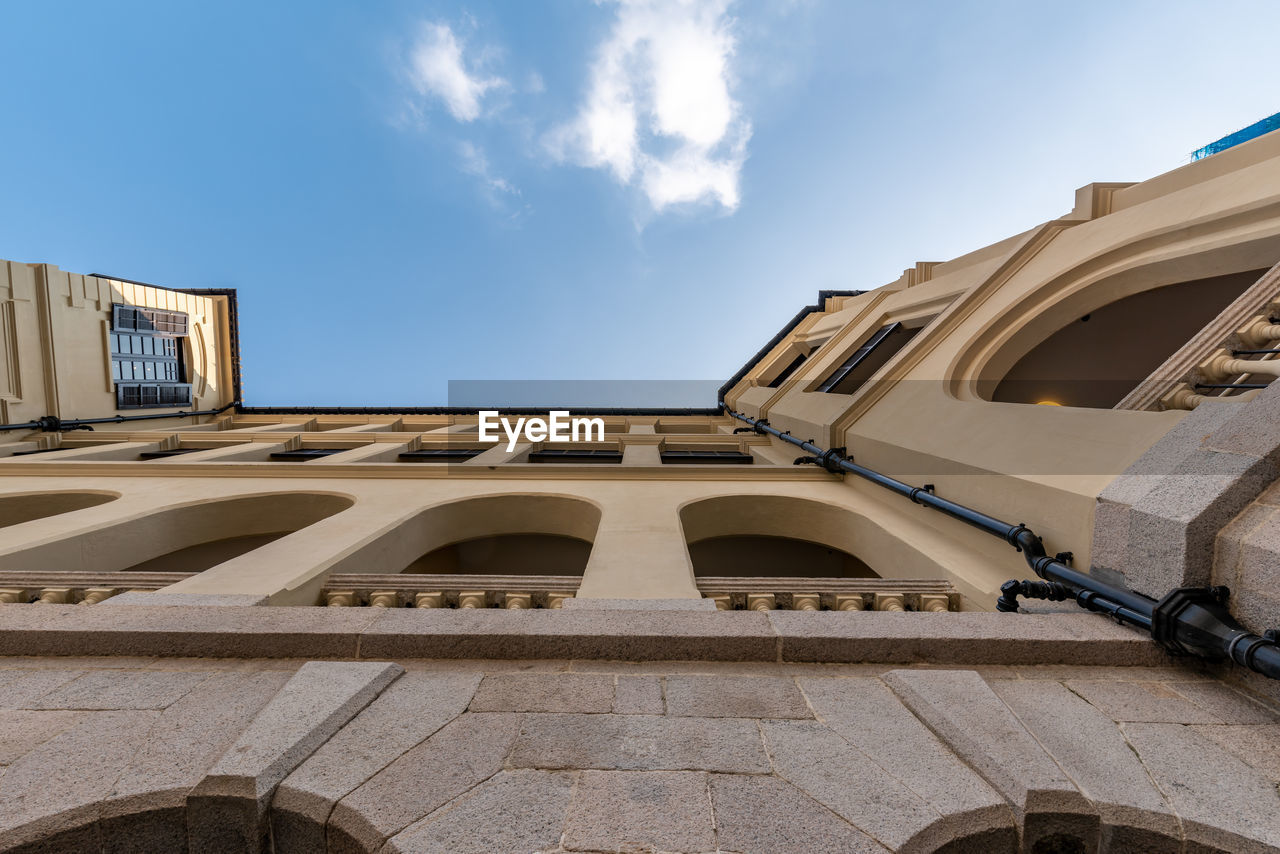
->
0, 491, 354, 574
329, 493, 604, 578
679, 494, 936, 579
945, 226, 1280, 405
0, 490, 118, 530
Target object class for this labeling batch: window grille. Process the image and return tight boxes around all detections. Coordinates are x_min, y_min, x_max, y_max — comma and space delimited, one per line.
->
112, 304, 189, 335
116, 383, 193, 409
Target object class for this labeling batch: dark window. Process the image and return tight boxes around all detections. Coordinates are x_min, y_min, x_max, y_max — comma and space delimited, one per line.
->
112, 304, 189, 335
138, 448, 204, 460
528, 449, 623, 464
398, 448, 486, 462
661, 449, 754, 465
766, 353, 807, 388
815, 322, 925, 395
110, 304, 190, 409
268, 449, 346, 461
116, 383, 193, 409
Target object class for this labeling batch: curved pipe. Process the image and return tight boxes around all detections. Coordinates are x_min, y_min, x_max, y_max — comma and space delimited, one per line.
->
725, 407, 1280, 680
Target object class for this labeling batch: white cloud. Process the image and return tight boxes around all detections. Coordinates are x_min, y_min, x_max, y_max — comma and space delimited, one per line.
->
409, 23, 505, 122
547, 0, 751, 213
458, 141, 520, 197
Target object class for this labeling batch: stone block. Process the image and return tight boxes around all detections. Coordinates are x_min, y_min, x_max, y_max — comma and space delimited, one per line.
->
0, 709, 82, 765
761, 719, 943, 852
270, 672, 481, 854
562, 597, 717, 610
1204, 382, 1280, 463
508, 713, 770, 773
468, 672, 614, 713
990, 679, 1181, 851
562, 770, 714, 853
185, 661, 403, 854
359, 608, 779, 661
770, 611, 1165, 667
382, 770, 575, 854
0, 605, 380, 658
100, 671, 290, 854
0, 670, 86, 708
326, 712, 522, 854
104, 593, 269, 607
1065, 679, 1223, 723
0, 709, 159, 852
25, 670, 211, 710
1169, 680, 1280, 724
709, 773, 887, 854
1213, 502, 1275, 588
883, 669, 1099, 852
1124, 722, 1280, 852
664, 674, 811, 719
1189, 723, 1280, 780
796, 676, 1014, 848
612, 675, 663, 715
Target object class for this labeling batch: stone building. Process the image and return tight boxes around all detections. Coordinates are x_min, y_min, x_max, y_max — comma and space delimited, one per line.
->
0, 127, 1278, 853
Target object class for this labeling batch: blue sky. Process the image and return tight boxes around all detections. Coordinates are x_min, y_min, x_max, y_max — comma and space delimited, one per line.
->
2, 1, 1278, 407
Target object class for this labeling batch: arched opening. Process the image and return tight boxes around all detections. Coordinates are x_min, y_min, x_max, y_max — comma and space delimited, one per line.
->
991, 268, 1265, 408
0, 490, 117, 529
0, 492, 353, 574
392, 495, 601, 575
404, 534, 592, 575
679, 495, 883, 578
688, 535, 875, 578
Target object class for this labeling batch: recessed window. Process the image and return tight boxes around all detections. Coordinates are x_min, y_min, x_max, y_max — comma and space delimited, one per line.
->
138, 448, 205, 460
398, 448, 486, 462
815, 320, 929, 395
528, 448, 623, 464
268, 448, 346, 461
660, 449, 754, 465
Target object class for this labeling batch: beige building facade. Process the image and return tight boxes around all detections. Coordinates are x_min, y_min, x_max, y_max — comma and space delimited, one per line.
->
0, 130, 1279, 852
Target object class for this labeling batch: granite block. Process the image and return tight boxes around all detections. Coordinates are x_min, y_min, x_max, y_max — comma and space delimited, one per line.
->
185, 661, 402, 854
270, 672, 481, 854
991, 679, 1181, 851
326, 712, 521, 854
612, 675, 664, 715
883, 669, 1099, 852
709, 773, 888, 854
469, 672, 614, 713
1124, 722, 1280, 853
562, 770, 714, 853
664, 674, 811, 719
508, 713, 770, 773
359, 608, 779, 661
382, 770, 575, 854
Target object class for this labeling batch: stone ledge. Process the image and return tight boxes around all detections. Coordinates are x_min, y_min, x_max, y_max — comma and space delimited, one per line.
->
0, 605, 1174, 666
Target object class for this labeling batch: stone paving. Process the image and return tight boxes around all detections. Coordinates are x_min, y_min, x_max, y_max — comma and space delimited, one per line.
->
0, 657, 1277, 853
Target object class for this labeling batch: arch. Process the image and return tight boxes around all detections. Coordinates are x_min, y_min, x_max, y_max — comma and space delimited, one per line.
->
990, 269, 1264, 407
946, 225, 1280, 403
680, 494, 895, 578
0, 490, 118, 530
325, 493, 604, 577
0, 491, 354, 574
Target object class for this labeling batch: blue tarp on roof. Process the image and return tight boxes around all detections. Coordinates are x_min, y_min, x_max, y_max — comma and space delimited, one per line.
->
1192, 112, 1280, 160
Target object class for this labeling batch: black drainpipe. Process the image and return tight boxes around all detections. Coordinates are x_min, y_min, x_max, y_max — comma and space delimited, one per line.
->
726, 407, 1280, 681
0, 400, 239, 433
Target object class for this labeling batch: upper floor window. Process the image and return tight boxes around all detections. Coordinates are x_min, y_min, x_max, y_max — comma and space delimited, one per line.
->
815, 319, 932, 395
111, 303, 192, 409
